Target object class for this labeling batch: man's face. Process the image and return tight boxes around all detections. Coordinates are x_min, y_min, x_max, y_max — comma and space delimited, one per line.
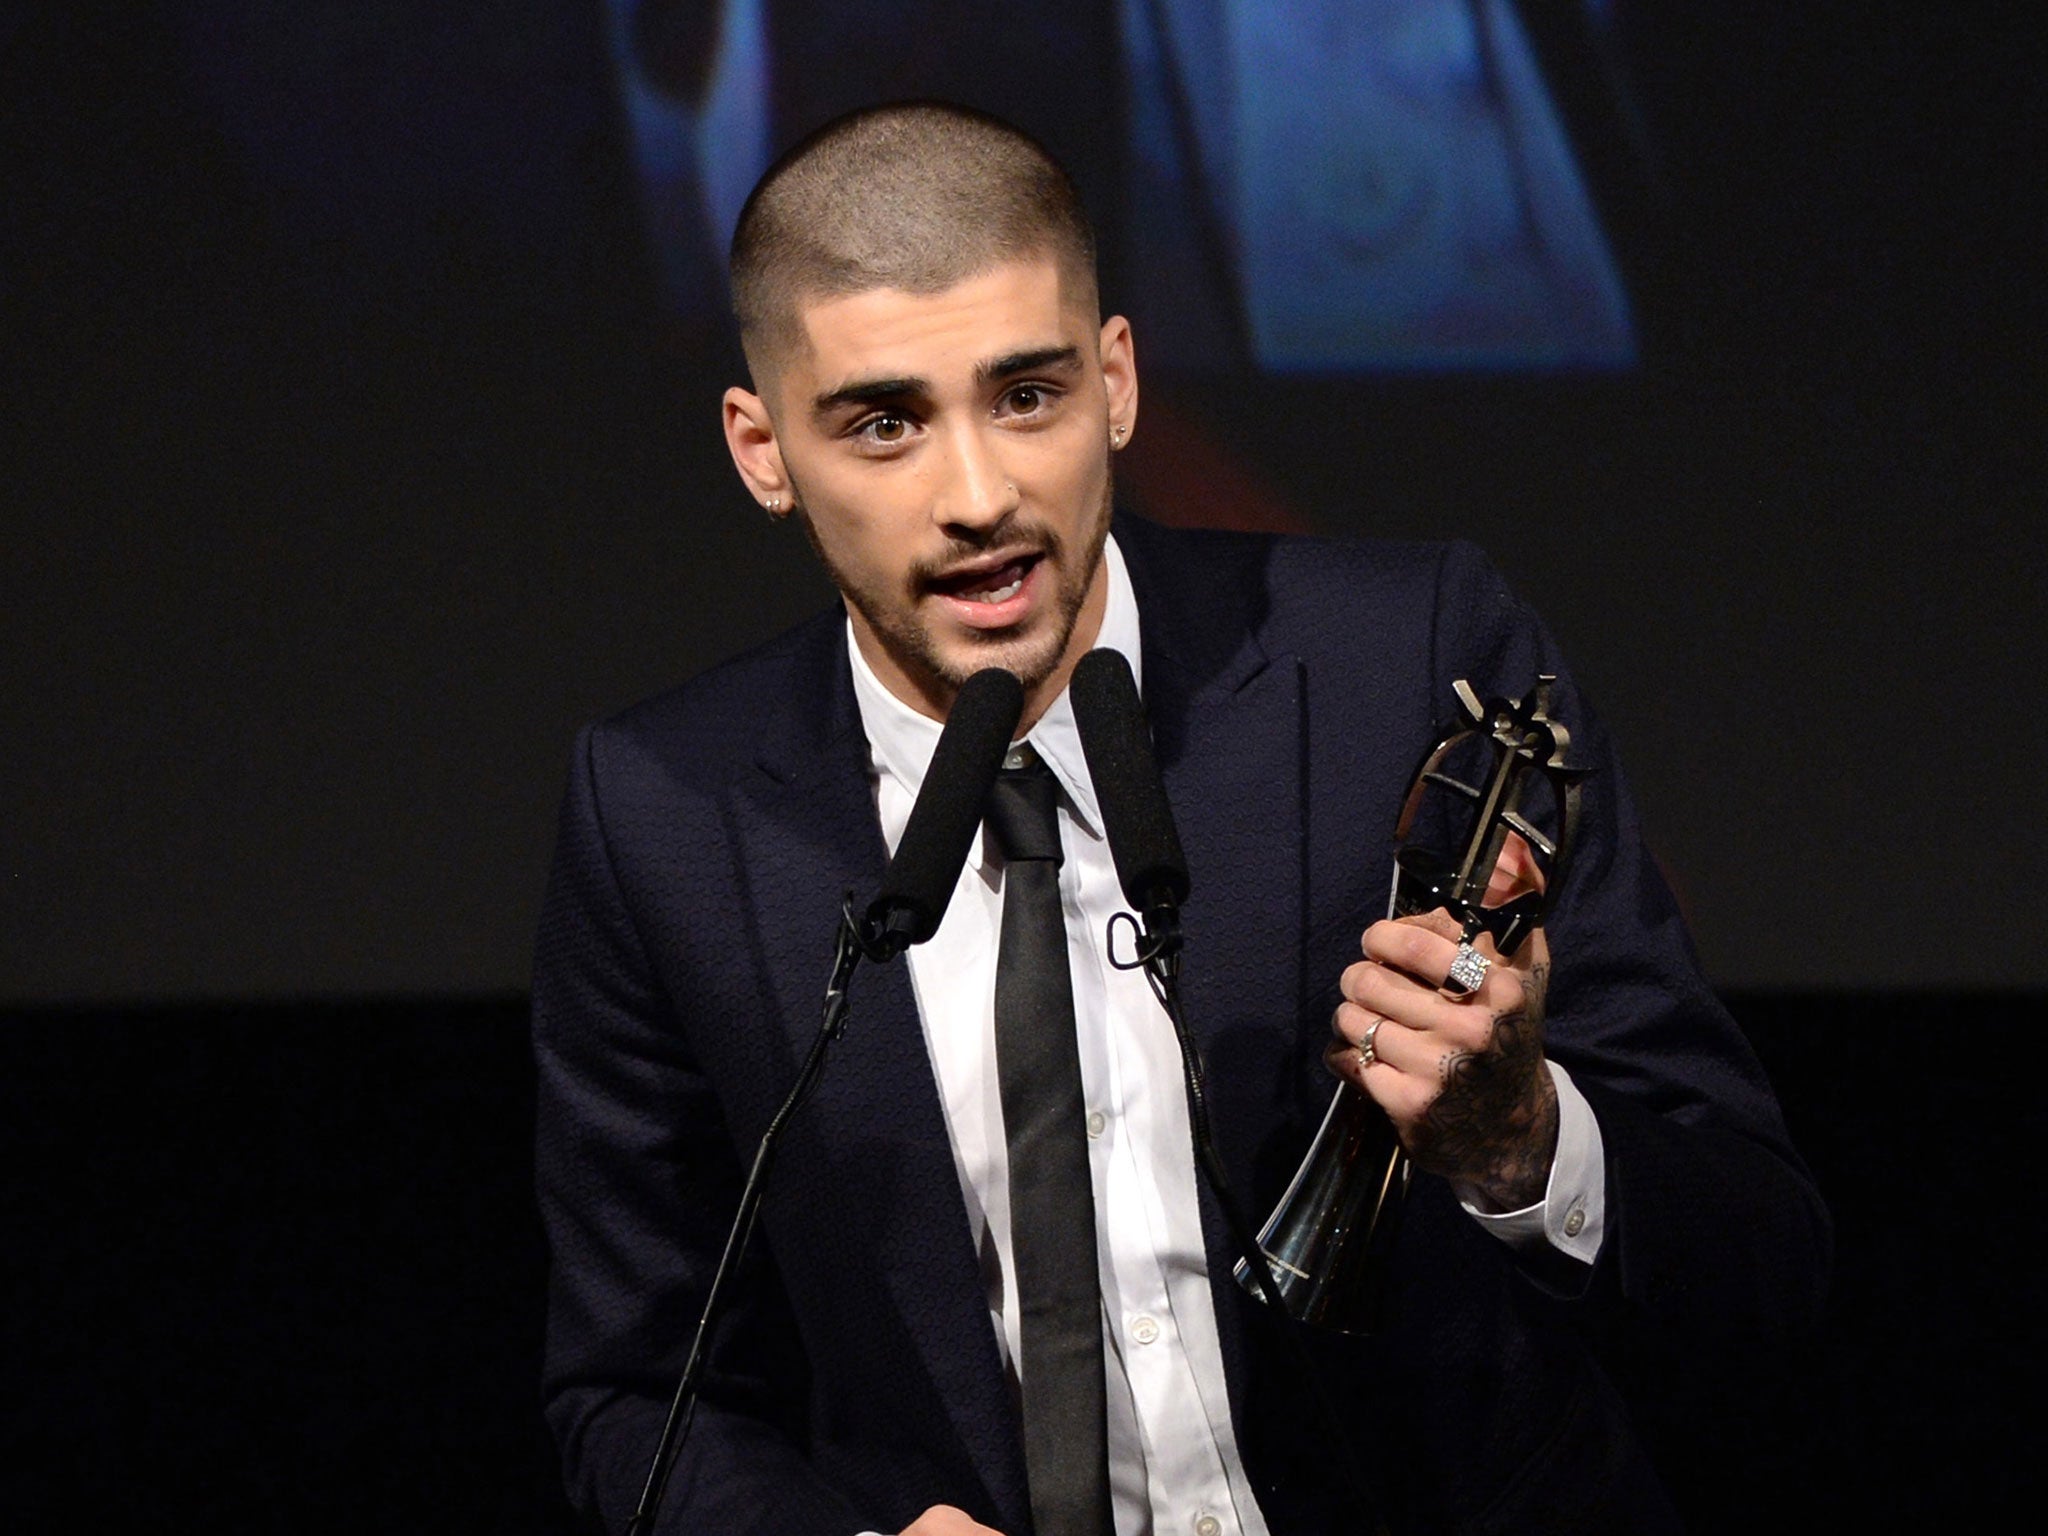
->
724, 256, 1137, 723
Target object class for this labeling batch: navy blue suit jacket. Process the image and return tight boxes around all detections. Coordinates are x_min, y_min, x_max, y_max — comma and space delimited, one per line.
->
533, 516, 1829, 1535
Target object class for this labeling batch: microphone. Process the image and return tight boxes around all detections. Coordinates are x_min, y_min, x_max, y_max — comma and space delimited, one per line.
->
1070, 648, 1188, 932
861, 666, 1026, 957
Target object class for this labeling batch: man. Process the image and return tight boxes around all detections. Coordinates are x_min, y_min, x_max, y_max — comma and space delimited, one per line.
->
533, 104, 1828, 1535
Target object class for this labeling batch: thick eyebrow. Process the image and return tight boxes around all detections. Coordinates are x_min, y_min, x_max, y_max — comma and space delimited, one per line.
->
977, 345, 1081, 384
811, 375, 929, 418
808, 346, 1082, 420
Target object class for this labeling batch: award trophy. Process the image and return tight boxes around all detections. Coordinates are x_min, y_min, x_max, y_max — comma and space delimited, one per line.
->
1236, 675, 1587, 1334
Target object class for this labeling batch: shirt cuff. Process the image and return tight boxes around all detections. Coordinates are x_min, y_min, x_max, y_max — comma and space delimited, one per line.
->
1455, 1059, 1605, 1266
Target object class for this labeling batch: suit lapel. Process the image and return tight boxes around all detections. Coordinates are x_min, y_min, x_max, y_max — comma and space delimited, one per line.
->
727, 619, 1029, 1529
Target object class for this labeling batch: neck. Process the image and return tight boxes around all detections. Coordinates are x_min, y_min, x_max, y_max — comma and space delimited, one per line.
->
1017, 567, 1108, 732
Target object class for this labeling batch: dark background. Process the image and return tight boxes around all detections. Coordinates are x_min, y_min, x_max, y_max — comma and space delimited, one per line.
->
4, 2, 2043, 1529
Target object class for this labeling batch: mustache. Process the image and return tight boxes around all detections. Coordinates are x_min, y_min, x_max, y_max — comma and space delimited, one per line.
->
907, 520, 1068, 588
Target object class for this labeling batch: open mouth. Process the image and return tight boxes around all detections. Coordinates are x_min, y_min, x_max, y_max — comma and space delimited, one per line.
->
927, 552, 1040, 606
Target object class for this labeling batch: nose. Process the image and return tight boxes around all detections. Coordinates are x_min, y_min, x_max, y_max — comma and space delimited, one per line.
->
932, 420, 1019, 536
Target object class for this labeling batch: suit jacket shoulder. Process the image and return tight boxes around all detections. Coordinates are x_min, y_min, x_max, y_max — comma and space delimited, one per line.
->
589, 605, 852, 793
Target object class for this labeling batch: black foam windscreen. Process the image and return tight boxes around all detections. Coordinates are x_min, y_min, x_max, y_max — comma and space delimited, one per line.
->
862, 667, 1025, 955
1070, 648, 1190, 913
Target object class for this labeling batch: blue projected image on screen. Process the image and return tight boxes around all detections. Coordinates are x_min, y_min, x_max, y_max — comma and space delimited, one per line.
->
608, 0, 1634, 374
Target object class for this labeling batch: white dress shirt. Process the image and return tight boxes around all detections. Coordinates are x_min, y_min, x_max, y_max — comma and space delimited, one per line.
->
847, 535, 1605, 1536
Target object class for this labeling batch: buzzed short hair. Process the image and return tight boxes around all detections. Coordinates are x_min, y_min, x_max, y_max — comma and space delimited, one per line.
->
729, 102, 1099, 387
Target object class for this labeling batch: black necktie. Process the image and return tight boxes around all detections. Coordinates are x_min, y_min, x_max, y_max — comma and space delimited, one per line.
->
985, 748, 1112, 1536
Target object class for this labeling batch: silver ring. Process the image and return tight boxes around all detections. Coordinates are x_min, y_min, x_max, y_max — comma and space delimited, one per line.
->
1356, 1016, 1384, 1069
1443, 941, 1491, 997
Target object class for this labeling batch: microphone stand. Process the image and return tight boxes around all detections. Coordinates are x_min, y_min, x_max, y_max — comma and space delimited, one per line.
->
625, 900, 868, 1536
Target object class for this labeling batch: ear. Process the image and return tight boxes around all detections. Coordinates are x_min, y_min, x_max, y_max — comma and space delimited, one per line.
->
723, 386, 792, 513
1099, 314, 1138, 449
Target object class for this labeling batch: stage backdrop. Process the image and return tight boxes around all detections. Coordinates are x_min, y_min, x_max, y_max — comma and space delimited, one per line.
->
5, 2, 2041, 999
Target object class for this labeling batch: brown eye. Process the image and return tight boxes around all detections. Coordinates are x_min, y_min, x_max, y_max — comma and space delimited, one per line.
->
869, 415, 906, 442
1007, 386, 1043, 413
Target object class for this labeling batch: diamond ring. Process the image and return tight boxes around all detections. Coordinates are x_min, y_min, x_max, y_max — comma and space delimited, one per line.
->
1442, 942, 1491, 997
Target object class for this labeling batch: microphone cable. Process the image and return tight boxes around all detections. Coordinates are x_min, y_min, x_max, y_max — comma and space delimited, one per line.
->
1072, 648, 1392, 1536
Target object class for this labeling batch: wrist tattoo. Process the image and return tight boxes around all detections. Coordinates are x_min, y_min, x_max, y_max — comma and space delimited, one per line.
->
1413, 962, 1558, 1207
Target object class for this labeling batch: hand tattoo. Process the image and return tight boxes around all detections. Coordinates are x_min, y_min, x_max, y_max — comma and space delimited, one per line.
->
1411, 961, 1558, 1209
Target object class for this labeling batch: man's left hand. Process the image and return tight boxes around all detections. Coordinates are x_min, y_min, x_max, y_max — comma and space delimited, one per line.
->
1328, 894, 1559, 1210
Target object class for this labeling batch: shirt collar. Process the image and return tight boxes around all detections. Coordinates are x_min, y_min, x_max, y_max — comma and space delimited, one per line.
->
848, 533, 1142, 863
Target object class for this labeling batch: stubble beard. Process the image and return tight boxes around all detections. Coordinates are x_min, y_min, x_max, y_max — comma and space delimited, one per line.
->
796, 477, 1114, 710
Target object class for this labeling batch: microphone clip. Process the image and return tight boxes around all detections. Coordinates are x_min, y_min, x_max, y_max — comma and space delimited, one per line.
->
1106, 898, 1182, 981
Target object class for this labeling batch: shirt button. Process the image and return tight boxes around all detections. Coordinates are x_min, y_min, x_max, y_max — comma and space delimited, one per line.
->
1086, 1110, 1107, 1139
1194, 1516, 1223, 1536
1563, 1204, 1586, 1238
1128, 1313, 1161, 1345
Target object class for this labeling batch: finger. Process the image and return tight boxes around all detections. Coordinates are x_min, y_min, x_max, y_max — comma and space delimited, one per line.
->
1338, 957, 1377, 1006
1482, 828, 1547, 905
1344, 959, 1494, 1055
1378, 903, 1460, 948
1328, 999, 1403, 1071
1322, 1032, 1438, 1127
1345, 949, 1446, 1019
898, 1507, 1006, 1536
1340, 952, 1453, 1008
1326, 1033, 1440, 1130
1332, 1000, 1444, 1073
1361, 918, 1443, 980
1371, 916, 1532, 1006
1347, 1011, 1432, 1078
1363, 918, 1472, 990
1332, 999, 1387, 1048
